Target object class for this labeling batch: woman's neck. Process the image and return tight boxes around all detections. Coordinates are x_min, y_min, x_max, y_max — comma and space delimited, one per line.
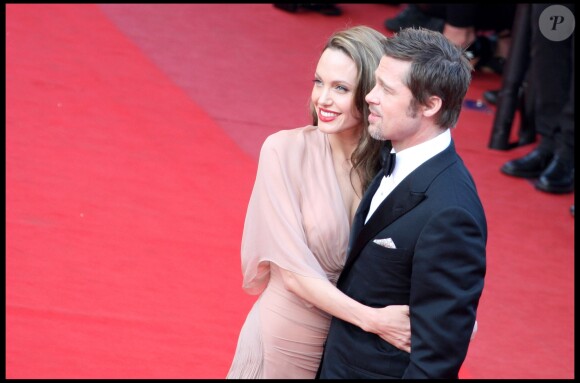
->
328, 128, 361, 165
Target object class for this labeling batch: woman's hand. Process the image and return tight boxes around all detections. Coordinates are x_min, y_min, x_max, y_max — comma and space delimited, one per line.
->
372, 305, 411, 353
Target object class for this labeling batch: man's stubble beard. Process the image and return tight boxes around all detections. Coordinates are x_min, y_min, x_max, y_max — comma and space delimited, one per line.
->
368, 123, 386, 141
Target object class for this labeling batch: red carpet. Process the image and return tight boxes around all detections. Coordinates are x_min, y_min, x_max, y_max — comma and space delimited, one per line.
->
6, 4, 574, 379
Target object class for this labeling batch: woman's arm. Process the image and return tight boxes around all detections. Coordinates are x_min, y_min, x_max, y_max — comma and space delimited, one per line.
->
280, 268, 411, 352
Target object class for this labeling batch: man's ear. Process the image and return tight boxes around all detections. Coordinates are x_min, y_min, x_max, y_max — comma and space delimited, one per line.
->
422, 96, 442, 118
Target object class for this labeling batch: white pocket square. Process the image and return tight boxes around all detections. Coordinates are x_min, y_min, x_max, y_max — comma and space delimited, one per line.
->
373, 238, 397, 249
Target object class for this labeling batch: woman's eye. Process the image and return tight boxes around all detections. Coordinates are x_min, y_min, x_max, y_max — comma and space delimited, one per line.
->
336, 85, 348, 92
313, 79, 322, 86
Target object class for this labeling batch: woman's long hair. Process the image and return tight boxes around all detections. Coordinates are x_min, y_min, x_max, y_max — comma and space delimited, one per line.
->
310, 26, 386, 193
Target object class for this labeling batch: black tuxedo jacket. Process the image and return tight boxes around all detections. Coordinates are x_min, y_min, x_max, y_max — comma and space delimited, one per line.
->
318, 141, 487, 379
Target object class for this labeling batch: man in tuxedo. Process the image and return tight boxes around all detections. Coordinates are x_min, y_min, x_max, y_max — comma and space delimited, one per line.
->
317, 27, 487, 379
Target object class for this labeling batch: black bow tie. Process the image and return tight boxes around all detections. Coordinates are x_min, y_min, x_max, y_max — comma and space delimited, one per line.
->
382, 149, 396, 178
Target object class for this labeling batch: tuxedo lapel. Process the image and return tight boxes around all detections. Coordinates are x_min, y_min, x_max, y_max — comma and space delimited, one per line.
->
342, 182, 425, 274
348, 171, 383, 248
339, 141, 459, 281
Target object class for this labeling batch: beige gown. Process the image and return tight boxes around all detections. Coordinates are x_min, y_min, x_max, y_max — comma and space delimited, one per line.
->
227, 126, 350, 379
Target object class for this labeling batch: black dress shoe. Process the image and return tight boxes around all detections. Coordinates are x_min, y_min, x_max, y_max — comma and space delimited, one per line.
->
484, 86, 524, 106
483, 89, 499, 105
534, 156, 574, 194
501, 148, 554, 178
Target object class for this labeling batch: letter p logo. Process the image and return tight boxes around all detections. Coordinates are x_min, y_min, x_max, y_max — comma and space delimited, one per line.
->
550, 15, 565, 30
540, 5, 575, 41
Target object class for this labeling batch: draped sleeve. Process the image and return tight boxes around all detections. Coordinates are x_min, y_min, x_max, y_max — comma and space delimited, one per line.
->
241, 128, 329, 295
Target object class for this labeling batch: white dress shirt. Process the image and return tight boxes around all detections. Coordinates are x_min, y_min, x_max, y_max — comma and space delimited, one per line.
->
365, 129, 451, 224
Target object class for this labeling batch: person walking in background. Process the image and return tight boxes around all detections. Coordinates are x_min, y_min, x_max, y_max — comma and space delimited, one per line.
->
384, 4, 516, 75
500, 4, 574, 194
317, 27, 487, 379
226, 26, 411, 379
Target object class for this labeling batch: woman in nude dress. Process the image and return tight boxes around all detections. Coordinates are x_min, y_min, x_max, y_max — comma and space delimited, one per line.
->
227, 26, 411, 379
